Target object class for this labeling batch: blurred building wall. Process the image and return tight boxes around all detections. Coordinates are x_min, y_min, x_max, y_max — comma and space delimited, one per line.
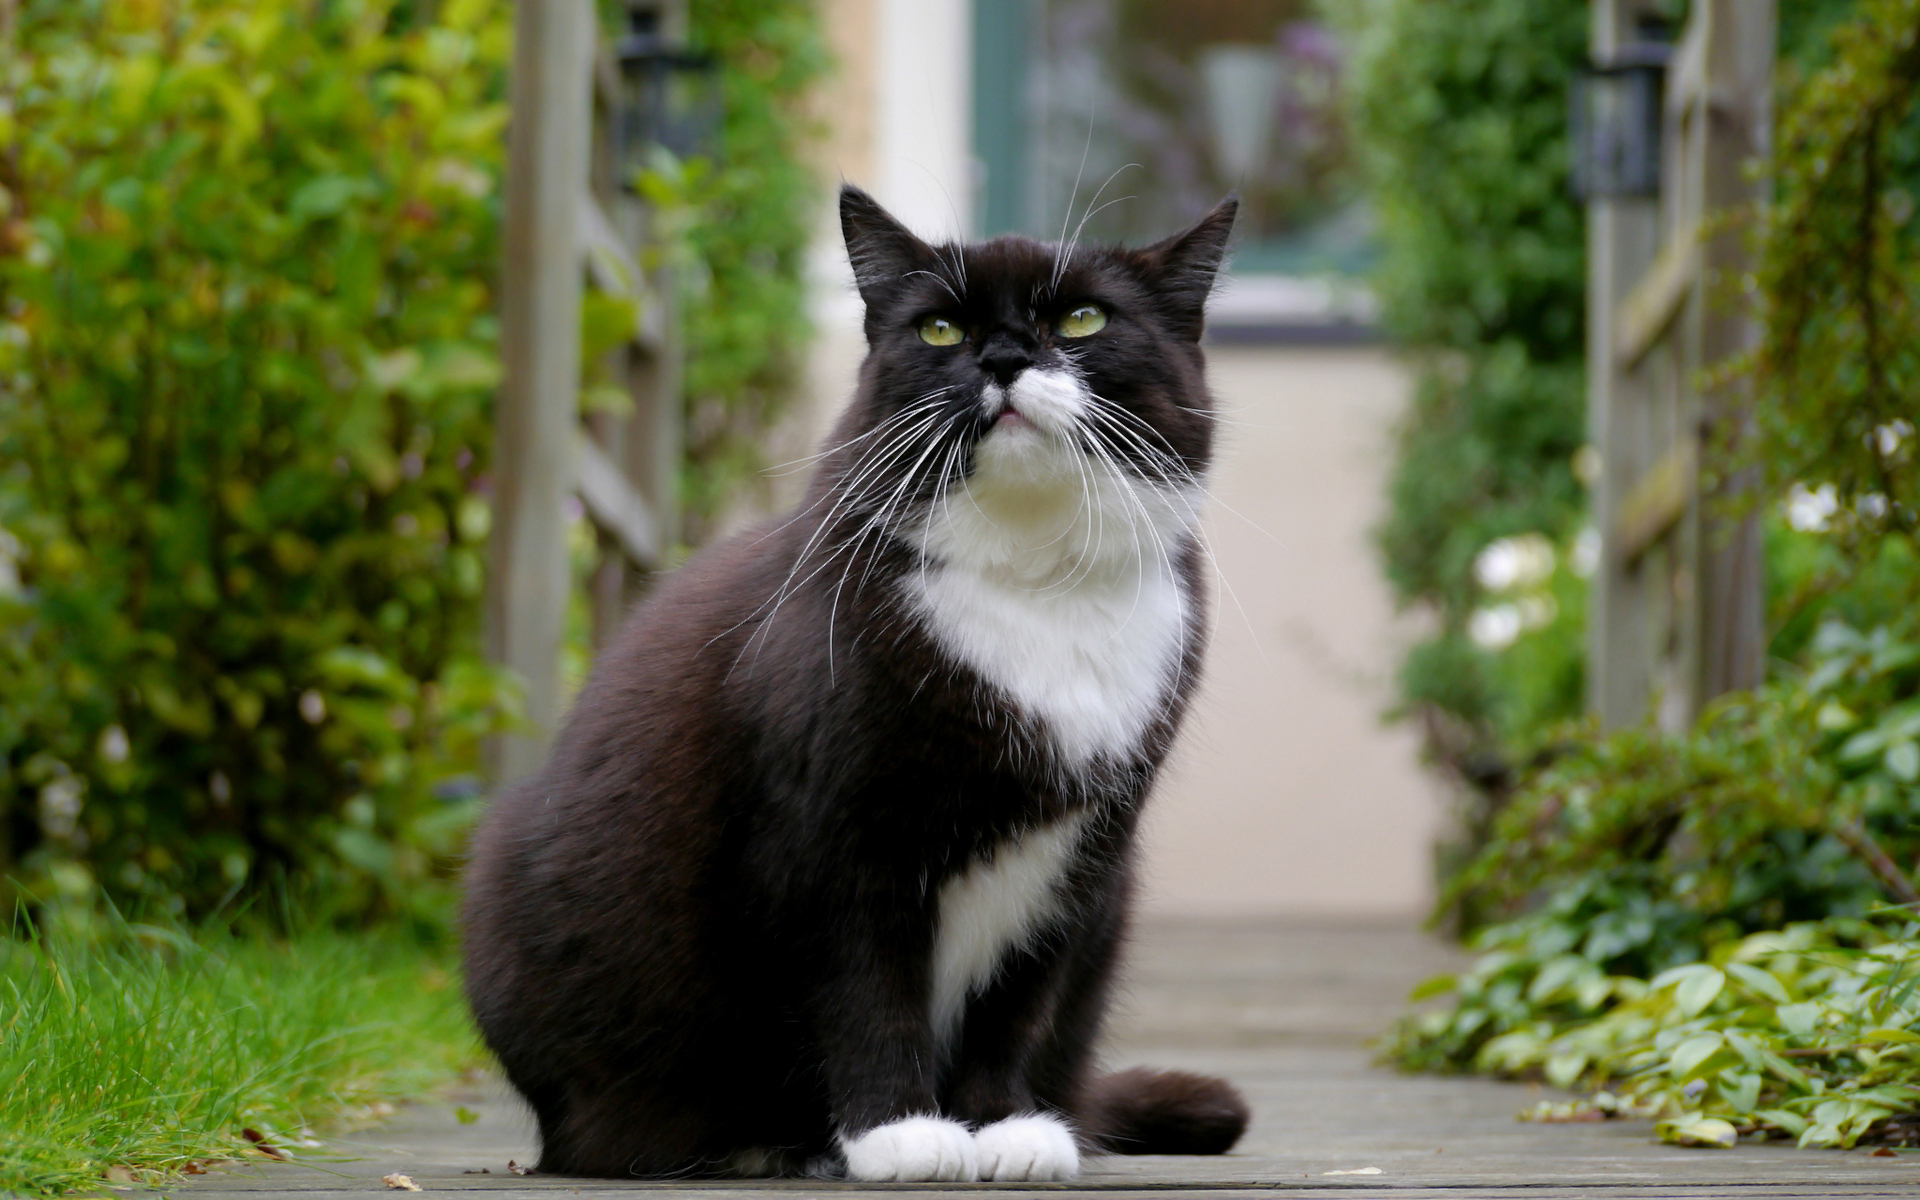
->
790, 0, 1441, 917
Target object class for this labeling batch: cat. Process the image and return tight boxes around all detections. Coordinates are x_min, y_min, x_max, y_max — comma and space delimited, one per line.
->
460, 185, 1248, 1182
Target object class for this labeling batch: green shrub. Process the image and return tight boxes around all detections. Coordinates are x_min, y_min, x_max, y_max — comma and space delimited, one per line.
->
1334, 0, 1592, 829
0, 0, 518, 924
676, 0, 825, 534
1388, 3, 1920, 1146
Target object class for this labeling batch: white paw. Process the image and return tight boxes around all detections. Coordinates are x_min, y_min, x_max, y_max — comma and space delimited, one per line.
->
973, 1113, 1080, 1181
841, 1115, 979, 1182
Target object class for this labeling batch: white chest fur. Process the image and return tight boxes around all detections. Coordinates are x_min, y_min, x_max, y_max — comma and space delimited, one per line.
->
901, 369, 1200, 769
905, 369, 1204, 1051
929, 813, 1088, 1050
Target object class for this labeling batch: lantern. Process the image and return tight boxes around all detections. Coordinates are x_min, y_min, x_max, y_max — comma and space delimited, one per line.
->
1572, 45, 1669, 201
614, 2, 721, 185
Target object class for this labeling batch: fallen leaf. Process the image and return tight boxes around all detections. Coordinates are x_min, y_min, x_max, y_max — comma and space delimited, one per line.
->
102, 1167, 136, 1184
507, 1160, 535, 1176
1657, 1116, 1738, 1149
383, 1173, 422, 1191
1322, 1167, 1382, 1176
241, 1128, 288, 1160
1874, 1146, 1898, 1158
455, 1106, 480, 1125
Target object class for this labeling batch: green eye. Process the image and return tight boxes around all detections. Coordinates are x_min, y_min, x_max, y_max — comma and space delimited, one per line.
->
1057, 303, 1107, 338
918, 315, 965, 346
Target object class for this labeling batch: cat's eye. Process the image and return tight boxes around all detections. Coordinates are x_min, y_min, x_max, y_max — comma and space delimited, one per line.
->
918, 315, 965, 346
1056, 304, 1107, 338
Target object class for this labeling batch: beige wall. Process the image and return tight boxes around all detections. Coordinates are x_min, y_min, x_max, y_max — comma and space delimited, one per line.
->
1136, 345, 1439, 918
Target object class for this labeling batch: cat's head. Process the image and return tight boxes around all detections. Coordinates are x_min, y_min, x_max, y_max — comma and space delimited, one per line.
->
816, 186, 1235, 580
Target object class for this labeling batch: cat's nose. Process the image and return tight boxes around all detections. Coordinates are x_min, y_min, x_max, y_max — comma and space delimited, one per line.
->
977, 333, 1033, 387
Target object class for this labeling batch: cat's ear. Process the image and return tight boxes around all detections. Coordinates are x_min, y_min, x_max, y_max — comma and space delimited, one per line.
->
1137, 196, 1238, 341
840, 185, 933, 304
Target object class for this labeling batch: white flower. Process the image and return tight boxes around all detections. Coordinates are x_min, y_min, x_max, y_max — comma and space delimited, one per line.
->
1473, 533, 1556, 592
1785, 482, 1839, 532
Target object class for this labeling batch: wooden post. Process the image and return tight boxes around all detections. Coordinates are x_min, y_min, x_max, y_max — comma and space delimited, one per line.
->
581, 0, 683, 649
1587, 0, 1664, 728
1586, 0, 1770, 730
1685, 0, 1770, 708
490, 0, 595, 784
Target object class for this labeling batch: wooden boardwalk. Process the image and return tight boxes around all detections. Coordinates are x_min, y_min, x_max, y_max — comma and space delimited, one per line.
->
187, 919, 1920, 1197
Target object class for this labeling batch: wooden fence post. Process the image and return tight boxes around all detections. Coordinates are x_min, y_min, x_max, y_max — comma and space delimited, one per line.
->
491, 0, 681, 785
1586, 0, 1771, 730
490, 0, 594, 785
1587, 0, 1665, 728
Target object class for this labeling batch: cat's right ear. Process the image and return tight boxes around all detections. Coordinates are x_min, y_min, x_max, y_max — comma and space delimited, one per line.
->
840, 185, 932, 305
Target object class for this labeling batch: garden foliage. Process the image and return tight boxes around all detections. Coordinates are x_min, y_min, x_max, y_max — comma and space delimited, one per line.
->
0, 0, 519, 924
0, 0, 826, 925
1388, 0, 1920, 1148
1335, 0, 1592, 823
672, 0, 825, 536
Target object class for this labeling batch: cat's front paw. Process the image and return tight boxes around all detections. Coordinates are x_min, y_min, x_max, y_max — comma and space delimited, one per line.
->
840, 1115, 979, 1182
973, 1113, 1081, 1181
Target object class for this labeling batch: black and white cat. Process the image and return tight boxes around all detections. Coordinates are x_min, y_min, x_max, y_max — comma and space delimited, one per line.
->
461, 186, 1246, 1181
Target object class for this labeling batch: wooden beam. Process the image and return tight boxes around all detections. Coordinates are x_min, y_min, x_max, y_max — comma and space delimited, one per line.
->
1614, 225, 1698, 367
580, 193, 664, 353
575, 431, 662, 570
1665, 11, 1709, 121
1612, 440, 1695, 564
489, 0, 594, 785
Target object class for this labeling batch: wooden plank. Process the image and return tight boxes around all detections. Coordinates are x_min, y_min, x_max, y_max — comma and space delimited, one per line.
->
489, 0, 595, 784
1613, 440, 1695, 564
575, 430, 662, 570
1665, 9, 1709, 121
1614, 225, 1698, 366
579, 193, 663, 354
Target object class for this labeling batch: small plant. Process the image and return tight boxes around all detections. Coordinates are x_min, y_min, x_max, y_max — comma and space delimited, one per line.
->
0, 912, 480, 1196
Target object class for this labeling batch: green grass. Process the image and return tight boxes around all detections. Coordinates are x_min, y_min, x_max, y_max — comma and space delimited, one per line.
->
0, 917, 481, 1196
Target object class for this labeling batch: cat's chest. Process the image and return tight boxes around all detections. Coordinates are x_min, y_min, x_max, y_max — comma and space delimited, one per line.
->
900, 562, 1191, 768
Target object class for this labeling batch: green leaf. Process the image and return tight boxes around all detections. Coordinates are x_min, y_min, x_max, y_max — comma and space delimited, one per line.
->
1778, 1002, 1823, 1039
1669, 1032, 1724, 1078
1754, 1108, 1808, 1137
1886, 740, 1920, 783
1656, 1115, 1737, 1148
1408, 974, 1458, 1002
1725, 961, 1791, 1005
289, 174, 378, 221
1544, 1051, 1587, 1089
1675, 967, 1727, 1018
1861, 1028, 1920, 1045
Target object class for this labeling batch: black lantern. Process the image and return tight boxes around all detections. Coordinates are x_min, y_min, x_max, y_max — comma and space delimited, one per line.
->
1572, 44, 1669, 201
614, 2, 721, 185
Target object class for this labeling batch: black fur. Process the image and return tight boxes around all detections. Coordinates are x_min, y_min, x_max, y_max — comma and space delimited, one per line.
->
461, 186, 1246, 1178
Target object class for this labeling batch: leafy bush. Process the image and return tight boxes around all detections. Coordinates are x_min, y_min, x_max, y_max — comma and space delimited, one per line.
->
1392, 914, 1920, 1149
1334, 0, 1592, 847
676, 0, 825, 535
0, 0, 518, 924
1388, 2, 1920, 1146
1751, 0, 1920, 558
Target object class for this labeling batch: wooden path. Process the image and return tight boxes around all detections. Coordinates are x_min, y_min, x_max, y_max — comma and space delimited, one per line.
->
186, 919, 1920, 1198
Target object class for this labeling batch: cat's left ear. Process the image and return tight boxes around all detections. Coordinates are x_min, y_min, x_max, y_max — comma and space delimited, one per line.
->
840, 184, 934, 305
1138, 196, 1238, 342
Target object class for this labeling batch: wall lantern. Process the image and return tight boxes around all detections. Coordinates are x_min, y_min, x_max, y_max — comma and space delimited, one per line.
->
1572, 44, 1669, 201
614, 2, 721, 185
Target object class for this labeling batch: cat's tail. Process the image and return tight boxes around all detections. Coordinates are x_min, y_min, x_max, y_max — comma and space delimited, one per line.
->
1077, 1067, 1249, 1155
